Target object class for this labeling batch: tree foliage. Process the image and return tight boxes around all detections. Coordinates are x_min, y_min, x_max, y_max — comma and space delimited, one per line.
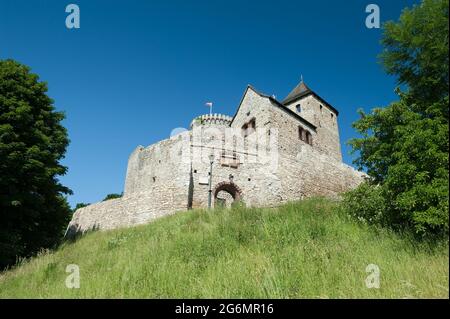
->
0, 60, 72, 269
102, 193, 122, 201
345, 0, 449, 237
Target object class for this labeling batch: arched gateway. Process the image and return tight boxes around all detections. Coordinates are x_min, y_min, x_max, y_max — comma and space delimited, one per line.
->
213, 182, 242, 208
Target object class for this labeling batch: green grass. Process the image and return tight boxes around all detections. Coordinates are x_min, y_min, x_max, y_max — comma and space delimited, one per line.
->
0, 198, 448, 298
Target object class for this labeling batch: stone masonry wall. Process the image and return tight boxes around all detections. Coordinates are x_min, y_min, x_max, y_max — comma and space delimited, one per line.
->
67, 85, 364, 236
68, 132, 192, 234
285, 95, 342, 161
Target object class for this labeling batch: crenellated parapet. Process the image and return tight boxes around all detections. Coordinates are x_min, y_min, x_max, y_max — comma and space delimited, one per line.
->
190, 113, 233, 129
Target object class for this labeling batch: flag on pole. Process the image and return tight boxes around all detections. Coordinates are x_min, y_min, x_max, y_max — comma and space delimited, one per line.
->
205, 102, 213, 115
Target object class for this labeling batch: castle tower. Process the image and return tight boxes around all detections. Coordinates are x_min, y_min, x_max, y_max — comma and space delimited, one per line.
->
282, 79, 342, 161
190, 113, 233, 129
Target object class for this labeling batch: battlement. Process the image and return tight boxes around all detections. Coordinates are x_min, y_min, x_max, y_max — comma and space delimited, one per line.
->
190, 113, 233, 129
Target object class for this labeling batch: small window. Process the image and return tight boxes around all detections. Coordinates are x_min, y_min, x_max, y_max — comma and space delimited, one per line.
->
242, 118, 256, 137
249, 118, 255, 131
307, 132, 313, 145
152, 176, 156, 182
299, 126, 312, 146
242, 123, 248, 137
320, 104, 323, 112
298, 127, 305, 141
296, 104, 301, 112
331, 113, 334, 119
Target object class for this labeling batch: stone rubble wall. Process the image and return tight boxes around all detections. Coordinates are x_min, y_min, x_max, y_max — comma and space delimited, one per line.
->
67, 86, 365, 236
285, 94, 342, 161
67, 133, 192, 235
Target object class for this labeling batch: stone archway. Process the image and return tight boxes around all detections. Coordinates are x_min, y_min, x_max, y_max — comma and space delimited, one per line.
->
213, 182, 242, 208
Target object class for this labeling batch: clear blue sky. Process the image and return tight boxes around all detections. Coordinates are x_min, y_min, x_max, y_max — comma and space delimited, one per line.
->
0, 0, 418, 207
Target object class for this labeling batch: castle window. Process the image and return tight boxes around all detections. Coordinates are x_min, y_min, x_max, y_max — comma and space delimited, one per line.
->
152, 176, 156, 182
307, 132, 313, 145
242, 118, 256, 138
242, 123, 248, 137
299, 126, 313, 146
320, 104, 323, 112
249, 119, 255, 134
299, 127, 305, 141
296, 104, 301, 112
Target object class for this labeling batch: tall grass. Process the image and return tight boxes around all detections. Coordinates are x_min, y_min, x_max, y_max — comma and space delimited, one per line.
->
0, 198, 448, 298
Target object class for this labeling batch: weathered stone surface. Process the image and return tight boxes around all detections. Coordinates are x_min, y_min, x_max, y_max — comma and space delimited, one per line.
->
67, 82, 365, 236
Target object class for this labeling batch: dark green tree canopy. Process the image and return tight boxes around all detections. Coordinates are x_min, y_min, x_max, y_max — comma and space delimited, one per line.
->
102, 193, 123, 201
0, 59, 72, 269
347, 0, 449, 237
380, 0, 449, 106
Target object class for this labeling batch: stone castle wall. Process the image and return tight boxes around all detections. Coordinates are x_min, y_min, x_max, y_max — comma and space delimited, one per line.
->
67, 85, 365, 236
68, 133, 192, 234
285, 94, 342, 161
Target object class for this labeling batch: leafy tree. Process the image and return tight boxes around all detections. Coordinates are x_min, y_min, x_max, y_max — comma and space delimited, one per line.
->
0, 60, 72, 269
346, 0, 449, 237
102, 193, 122, 201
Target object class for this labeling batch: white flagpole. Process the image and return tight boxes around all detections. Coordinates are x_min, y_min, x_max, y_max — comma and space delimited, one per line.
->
206, 102, 213, 115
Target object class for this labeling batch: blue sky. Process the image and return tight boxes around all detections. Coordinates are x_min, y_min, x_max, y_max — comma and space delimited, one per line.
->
0, 0, 418, 207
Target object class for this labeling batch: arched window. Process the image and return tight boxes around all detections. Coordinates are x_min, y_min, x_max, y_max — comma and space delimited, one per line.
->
296, 104, 302, 112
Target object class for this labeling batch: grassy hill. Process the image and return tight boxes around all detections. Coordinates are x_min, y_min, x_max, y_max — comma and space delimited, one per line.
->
0, 198, 448, 298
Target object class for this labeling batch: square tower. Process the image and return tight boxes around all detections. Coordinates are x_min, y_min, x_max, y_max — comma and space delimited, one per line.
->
283, 80, 342, 161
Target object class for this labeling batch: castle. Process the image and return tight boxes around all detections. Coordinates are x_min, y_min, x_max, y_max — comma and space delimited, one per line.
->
67, 80, 365, 235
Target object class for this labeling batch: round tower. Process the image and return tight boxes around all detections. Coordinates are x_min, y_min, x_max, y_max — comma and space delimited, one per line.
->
190, 113, 233, 129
